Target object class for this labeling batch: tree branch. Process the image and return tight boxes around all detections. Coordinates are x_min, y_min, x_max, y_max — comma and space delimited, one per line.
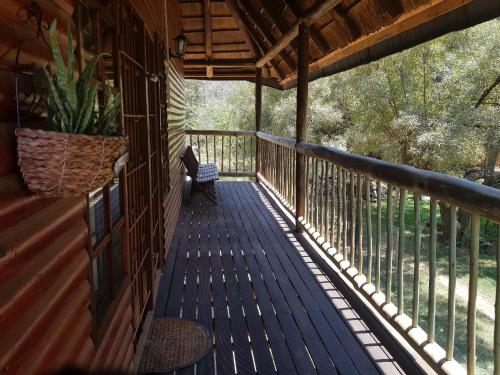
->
475, 75, 500, 108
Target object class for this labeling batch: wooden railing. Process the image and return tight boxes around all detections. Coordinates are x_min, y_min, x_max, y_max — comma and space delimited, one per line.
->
257, 131, 500, 375
185, 129, 256, 177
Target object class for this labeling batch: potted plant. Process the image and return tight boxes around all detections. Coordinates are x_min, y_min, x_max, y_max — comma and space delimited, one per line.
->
15, 20, 127, 197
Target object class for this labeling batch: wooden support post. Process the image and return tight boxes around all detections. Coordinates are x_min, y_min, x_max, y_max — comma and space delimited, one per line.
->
295, 23, 309, 233
255, 68, 262, 179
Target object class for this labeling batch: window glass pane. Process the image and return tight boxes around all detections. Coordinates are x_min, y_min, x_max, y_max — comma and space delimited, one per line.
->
92, 249, 110, 323
89, 188, 107, 247
110, 178, 122, 224
111, 230, 125, 284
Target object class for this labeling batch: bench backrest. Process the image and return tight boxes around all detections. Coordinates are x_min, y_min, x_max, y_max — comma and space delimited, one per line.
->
181, 145, 199, 178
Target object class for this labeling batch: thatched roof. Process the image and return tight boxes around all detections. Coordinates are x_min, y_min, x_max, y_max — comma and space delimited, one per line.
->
180, 0, 500, 89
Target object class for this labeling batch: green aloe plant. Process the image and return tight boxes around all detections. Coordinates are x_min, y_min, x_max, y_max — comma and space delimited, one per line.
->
42, 19, 121, 135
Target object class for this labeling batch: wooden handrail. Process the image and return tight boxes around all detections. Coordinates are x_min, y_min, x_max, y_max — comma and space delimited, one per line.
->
257, 131, 500, 223
256, 131, 296, 149
186, 129, 256, 136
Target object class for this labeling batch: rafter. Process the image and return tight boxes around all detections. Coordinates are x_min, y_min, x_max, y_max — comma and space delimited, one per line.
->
231, 1, 286, 80
238, 0, 295, 73
256, 0, 341, 69
280, 0, 475, 87
224, 0, 259, 58
335, 5, 361, 40
283, 0, 330, 54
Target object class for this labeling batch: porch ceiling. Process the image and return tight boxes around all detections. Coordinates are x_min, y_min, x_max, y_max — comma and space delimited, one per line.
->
181, 0, 500, 89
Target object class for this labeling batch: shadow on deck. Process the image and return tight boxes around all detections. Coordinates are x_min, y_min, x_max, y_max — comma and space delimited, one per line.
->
155, 181, 408, 375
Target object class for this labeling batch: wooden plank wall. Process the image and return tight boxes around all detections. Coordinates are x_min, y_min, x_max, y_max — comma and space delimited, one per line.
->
163, 59, 186, 261
0, 122, 96, 374
0, 1, 98, 373
0, 0, 185, 373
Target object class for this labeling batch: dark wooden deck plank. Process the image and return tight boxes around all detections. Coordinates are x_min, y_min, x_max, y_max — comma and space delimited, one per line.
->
230, 183, 340, 375
241, 182, 384, 374
219, 183, 299, 375
156, 181, 407, 375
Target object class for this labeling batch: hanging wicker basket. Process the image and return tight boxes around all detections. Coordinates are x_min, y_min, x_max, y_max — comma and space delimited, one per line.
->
16, 128, 128, 197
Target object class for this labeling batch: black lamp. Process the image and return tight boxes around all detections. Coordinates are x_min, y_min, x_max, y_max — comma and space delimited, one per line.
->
171, 34, 187, 58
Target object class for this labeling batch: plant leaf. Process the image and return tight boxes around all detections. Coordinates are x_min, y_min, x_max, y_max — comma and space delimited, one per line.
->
48, 20, 69, 99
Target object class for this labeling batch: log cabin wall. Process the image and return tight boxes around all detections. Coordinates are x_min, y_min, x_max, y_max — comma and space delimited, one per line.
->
0, 0, 185, 373
163, 59, 186, 262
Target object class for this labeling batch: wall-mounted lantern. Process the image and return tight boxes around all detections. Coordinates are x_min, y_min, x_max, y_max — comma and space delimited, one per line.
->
170, 34, 187, 58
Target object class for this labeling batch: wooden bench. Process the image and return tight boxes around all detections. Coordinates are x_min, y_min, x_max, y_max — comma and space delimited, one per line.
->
181, 145, 219, 203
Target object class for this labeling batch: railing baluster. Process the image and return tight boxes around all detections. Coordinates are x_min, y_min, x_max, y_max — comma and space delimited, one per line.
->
213, 135, 216, 165
305, 156, 310, 224
221, 135, 224, 171
428, 199, 437, 342
495, 224, 500, 375
376, 181, 382, 292
290, 148, 293, 204
366, 178, 373, 283
386, 185, 394, 303
357, 173, 363, 273
330, 164, 335, 247
251, 137, 254, 173
447, 205, 457, 360
336, 166, 341, 254
350, 171, 356, 266
314, 158, 319, 231
323, 161, 327, 239
205, 134, 209, 163
397, 189, 407, 315
343, 169, 348, 260
197, 134, 201, 160
236, 136, 239, 173
318, 160, 325, 238
412, 193, 421, 327
229, 136, 232, 172
467, 214, 480, 374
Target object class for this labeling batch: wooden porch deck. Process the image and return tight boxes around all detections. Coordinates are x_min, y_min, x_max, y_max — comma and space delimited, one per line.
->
155, 181, 407, 375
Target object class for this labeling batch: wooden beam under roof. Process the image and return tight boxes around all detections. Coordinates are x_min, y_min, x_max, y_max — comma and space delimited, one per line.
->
256, 0, 341, 69
282, 0, 330, 54
280, 0, 476, 87
224, 0, 258, 58
203, 0, 213, 77
184, 59, 256, 67
230, 1, 285, 80
238, 0, 296, 73
251, 0, 320, 58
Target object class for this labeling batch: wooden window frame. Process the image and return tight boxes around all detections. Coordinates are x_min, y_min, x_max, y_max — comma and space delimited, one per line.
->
76, 0, 128, 342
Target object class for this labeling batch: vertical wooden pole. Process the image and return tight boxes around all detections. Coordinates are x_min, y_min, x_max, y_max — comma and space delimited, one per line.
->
295, 23, 309, 233
255, 68, 262, 179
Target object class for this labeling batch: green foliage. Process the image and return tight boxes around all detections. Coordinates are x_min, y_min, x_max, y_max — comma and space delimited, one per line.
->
42, 20, 121, 135
186, 19, 499, 179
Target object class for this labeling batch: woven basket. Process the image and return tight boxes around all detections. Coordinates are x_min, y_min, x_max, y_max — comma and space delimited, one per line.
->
16, 128, 128, 197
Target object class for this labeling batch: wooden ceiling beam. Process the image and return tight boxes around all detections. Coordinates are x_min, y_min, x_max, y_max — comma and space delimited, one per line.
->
185, 72, 258, 78
203, 0, 212, 59
224, 0, 259, 58
280, 0, 474, 87
184, 59, 256, 67
283, 0, 330, 54
203, 0, 213, 78
231, 2, 285, 80
335, 5, 361, 40
256, 0, 341, 69
238, 0, 295, 73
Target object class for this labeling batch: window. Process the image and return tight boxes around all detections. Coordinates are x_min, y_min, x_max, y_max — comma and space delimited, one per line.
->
77, 0, 127, 331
